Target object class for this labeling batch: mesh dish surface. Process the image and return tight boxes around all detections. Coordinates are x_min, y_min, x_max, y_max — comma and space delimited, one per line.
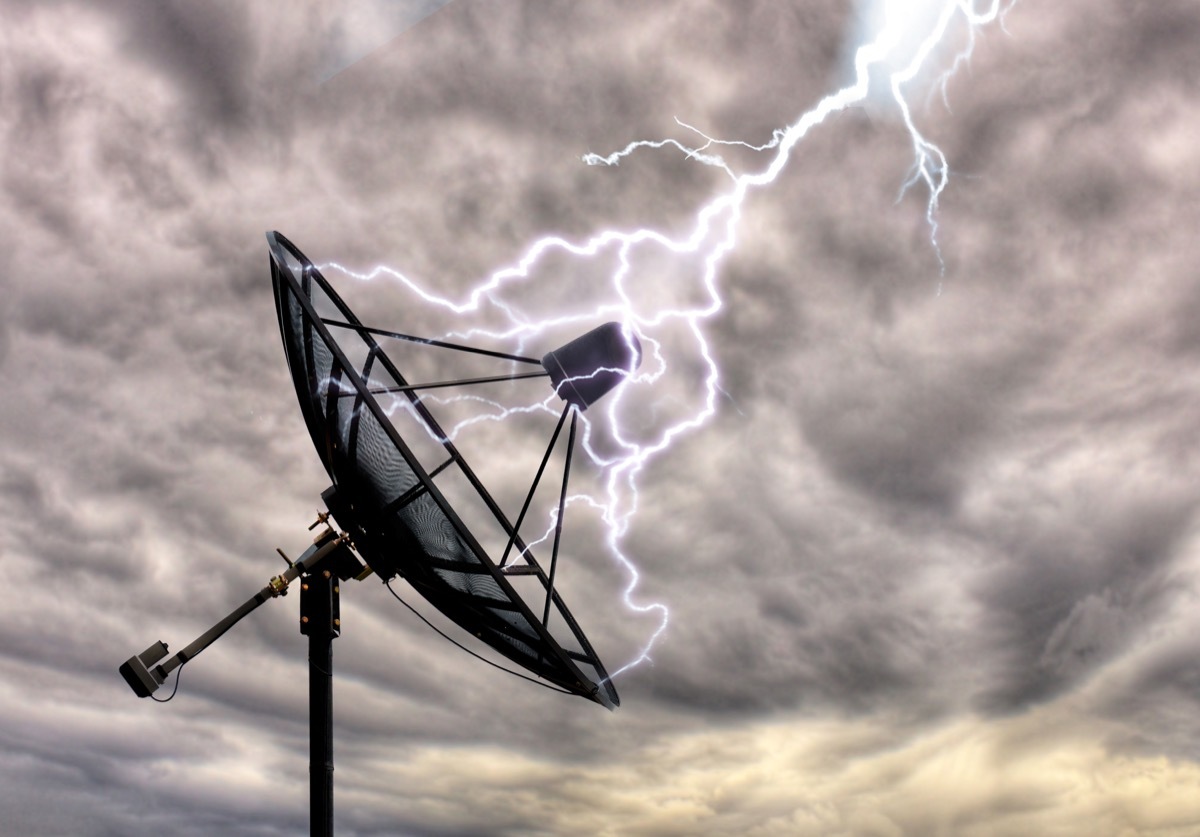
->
268, 231, 618, 709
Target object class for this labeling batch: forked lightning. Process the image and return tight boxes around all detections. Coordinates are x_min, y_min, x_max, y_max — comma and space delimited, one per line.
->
325, 0, 1014, 679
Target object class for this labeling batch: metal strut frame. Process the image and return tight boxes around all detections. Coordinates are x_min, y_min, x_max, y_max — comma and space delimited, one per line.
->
348, 370, 550, 397
270, 230, 620, 709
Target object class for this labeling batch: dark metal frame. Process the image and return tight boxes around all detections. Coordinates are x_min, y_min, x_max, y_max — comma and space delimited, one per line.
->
269, 231, 617, 708
120, 232, 625, 837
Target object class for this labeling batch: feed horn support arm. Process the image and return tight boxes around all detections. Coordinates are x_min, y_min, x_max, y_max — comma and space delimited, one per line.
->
119, 527, 360, 699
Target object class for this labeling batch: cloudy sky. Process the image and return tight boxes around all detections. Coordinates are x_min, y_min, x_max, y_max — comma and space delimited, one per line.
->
4, 1, 1200, 834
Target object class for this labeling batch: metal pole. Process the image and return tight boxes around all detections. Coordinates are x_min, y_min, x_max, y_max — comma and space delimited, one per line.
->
302, 566, 339, 837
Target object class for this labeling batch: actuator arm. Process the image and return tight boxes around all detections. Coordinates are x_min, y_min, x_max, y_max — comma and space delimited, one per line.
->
119, 529, 350, 698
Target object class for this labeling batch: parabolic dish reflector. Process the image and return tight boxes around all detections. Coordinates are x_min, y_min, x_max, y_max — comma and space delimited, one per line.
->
269, 232, 619, 708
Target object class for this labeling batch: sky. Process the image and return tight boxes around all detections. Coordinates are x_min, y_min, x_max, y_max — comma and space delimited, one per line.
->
3, 1, 1200, 835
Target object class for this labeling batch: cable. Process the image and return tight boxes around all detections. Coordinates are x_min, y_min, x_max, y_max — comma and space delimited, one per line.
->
150, 663, 184, 703
383, 579, 573, 695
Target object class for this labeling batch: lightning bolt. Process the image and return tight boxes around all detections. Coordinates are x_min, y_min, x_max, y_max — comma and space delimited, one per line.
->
323, 0, 1015, 681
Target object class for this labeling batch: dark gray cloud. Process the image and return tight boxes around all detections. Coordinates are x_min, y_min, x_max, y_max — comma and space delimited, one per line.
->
110, 1, 259, 126
1096, 627, 1200, 760
969, 489, 1193, 711
4, 0, 1200, 834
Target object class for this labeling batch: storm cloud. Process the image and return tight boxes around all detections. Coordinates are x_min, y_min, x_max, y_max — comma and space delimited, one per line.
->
3, 1, 1200, 834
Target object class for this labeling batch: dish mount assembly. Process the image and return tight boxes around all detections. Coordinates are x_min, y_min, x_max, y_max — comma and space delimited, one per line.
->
120, 232, 642, 837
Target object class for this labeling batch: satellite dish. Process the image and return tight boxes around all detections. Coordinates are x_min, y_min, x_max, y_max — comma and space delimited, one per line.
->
269, 229, 633, 707
120, 231, 642, 836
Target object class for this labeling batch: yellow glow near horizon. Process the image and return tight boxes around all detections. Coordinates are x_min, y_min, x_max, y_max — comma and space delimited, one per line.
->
350, 705, 1200, 836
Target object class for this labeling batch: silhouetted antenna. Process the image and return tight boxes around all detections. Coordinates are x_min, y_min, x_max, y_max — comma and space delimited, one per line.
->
120, 231, 643, 837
